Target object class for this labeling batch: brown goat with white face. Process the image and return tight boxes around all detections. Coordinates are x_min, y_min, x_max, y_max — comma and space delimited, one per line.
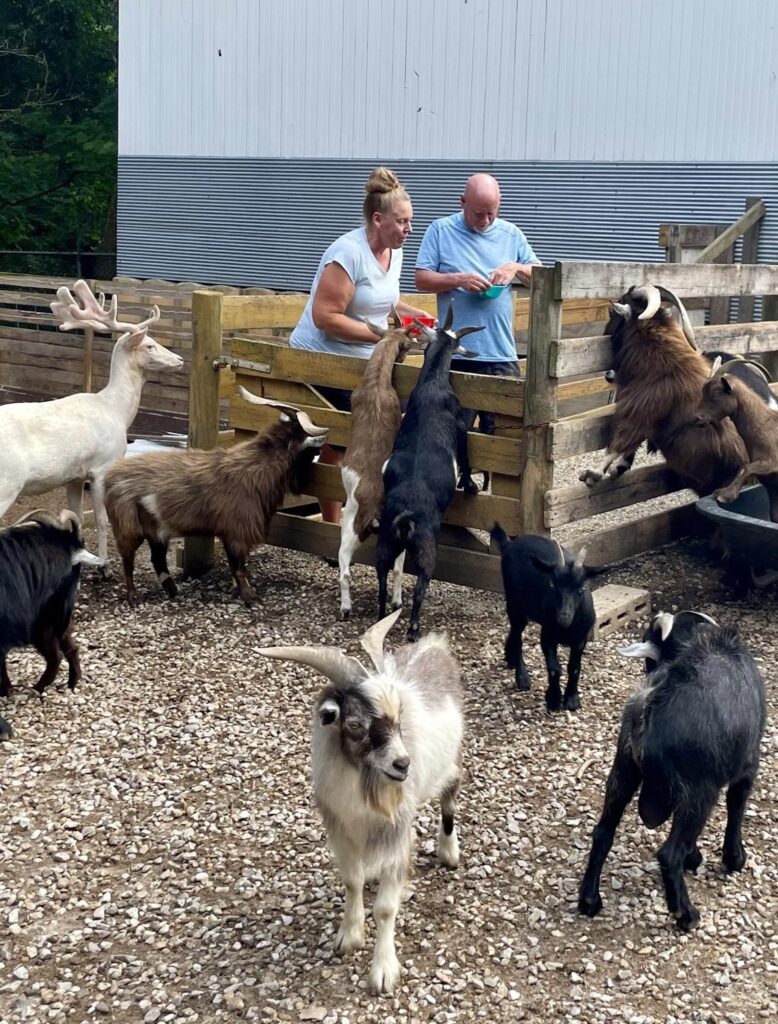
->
104, 392, 328, 606
580, 285, 748, 496
696, 371, 778, 520
339, 319, 418, 619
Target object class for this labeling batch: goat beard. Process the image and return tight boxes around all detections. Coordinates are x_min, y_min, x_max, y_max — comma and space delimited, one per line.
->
361, 765, 404, 824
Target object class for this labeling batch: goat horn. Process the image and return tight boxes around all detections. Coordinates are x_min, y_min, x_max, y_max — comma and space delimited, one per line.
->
655, 286, 697, 349
655, 611, 675, 642
573, 546, 587, 569
359, 609, 403, 673
238, 386, 299, 413
634, 285, 662, 321
554, 539, 566, 568
442, 302, 454, 332
11, 509, 60, 528
295, 410, 329, 437
455, 325, 485, 340
689, 610, 719, 627
713, 357, 772, 385
389, 306, 402, 328
257, 645, 368, 685
365, 319, 386, 338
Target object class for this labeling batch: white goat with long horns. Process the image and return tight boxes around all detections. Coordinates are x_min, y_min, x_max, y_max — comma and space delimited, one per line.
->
258, 609, 464, 995
0, 280, 183, 559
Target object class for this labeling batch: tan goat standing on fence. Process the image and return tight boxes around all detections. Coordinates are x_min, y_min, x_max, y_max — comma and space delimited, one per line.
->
338, 317, 419, 620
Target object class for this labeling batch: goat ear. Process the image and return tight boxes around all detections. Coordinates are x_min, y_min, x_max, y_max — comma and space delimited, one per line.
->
721, 374, 734, 393
365, 319, 385, 338
530, 554, 556, 574
709, 355, 722, 378
609, 301, 632, 320
318, 698, 341, 727
655, 612, 674, 642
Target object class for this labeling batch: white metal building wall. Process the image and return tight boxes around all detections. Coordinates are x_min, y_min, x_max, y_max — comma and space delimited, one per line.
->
119, 0, 778, 162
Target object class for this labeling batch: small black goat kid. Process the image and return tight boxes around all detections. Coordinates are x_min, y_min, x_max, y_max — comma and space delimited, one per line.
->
0, 509, 102, 696
376, 304, 483, 641
491, 527, 595, 712
578, 610, 766, 931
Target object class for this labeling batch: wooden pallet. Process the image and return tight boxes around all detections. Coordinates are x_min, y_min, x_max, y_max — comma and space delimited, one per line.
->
591, 584, 652, 639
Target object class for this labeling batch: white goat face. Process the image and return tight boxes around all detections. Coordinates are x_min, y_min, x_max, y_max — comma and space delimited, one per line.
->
319, 683, 410, 783
125, 331, 184, 372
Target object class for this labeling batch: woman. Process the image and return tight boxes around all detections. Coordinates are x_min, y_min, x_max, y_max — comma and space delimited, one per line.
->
291, 166, 430, 524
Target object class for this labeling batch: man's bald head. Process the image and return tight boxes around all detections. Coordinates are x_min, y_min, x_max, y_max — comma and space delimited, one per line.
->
461, 174, 501, 232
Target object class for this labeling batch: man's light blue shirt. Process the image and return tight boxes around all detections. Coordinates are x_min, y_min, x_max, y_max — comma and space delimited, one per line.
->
416, 212, 540, 362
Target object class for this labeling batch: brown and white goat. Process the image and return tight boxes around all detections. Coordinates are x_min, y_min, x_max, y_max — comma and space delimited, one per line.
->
339, 319, 418, 620
696, 366, 778, 519
104, 391, 328, 606
580, 285, 749, 495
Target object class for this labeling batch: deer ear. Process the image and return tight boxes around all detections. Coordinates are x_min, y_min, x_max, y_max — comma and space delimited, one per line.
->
124, 329, 147, 349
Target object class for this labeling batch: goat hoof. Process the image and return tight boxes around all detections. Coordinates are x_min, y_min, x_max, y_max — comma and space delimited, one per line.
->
723, 844, 747, 873
339, 608, 351, 621
368, 953, 401, 995
676, 906, 700, 932
162, 580, 178, 600
126, 592, 140, 609
562, 692, 581, 712
578, 892, 602, 918
579, 469, 601, 487
463, 480, 479, 497
406, 625, 420, 643
545, 691, 563, 713
515, 675, 531, 692
335, 923, 365, 954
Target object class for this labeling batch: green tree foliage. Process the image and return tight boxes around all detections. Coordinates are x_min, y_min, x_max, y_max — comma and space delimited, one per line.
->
0, 0, 118, 275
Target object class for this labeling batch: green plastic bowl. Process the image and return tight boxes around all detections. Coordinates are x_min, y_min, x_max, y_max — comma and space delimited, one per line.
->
475, 284, 507, 300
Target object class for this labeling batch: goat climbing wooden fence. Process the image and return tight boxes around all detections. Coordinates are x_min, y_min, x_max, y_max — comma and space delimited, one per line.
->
184, 262, 778, 591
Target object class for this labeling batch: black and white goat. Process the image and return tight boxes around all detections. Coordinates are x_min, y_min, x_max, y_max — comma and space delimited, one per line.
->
491, 527, 595, 711
376, 305, 483, 641
1, 509, 102, 696
258, 609, 464, 995
578, 611, 766, 931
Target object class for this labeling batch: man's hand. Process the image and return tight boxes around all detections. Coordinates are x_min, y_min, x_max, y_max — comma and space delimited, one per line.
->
457, 271, 491, 293
490, 263, 535, 286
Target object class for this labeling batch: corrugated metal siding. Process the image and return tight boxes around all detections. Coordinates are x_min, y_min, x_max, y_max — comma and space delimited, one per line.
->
119, 0, 778, 161
118, 157, 778, 293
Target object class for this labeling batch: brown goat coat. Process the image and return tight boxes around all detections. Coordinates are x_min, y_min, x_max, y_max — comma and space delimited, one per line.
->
607, 311, 749, 495
104, 417, 319, 601
699, 374, 778, 518
342, 329, 412, 541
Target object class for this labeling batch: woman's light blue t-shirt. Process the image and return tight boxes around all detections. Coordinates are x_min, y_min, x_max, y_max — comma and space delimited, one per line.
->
290, 227, 403, 360
416, 213, 540, 362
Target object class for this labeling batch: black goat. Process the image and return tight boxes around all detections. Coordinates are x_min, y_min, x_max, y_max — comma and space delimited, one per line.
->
0, 510, 101, 696
579, 610, 766, 932
376, 305, 483, 641
491, 527, 595, 712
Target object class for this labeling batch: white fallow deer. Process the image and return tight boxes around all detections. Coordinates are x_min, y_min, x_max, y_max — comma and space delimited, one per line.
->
0, 280, 183, 561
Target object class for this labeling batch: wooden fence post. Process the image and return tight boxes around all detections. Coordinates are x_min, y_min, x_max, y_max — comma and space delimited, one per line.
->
738, 197, 764, 323
183, 290, 223, 576
518, 265, 562, 535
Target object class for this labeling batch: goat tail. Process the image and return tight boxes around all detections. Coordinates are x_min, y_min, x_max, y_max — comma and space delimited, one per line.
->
637, 751, 675, 829
489, 522, 511, 554
391, 511, 416, 545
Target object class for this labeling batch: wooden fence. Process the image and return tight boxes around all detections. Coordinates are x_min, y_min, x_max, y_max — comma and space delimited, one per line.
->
183, 261, 778, 590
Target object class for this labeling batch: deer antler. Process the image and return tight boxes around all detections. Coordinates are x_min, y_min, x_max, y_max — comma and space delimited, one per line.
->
50, 279, 161, 336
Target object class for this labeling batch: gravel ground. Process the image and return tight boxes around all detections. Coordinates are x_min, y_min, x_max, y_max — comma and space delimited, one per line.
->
1, 487, 776, 1024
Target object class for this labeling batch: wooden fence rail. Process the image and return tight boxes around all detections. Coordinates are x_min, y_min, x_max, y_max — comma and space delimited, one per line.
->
184, 260, 778, 585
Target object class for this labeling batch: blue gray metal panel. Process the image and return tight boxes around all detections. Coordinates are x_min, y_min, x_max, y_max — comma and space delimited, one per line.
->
118, 157, 778, 296
119, 0, 778, 162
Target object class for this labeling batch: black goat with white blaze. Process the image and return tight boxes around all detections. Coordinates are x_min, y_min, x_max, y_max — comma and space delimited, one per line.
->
0, 509, 102, 696
376, 304, 483, 641
578, 610, 766, 932
258, 609, 464, 996
491, 527, 595, 712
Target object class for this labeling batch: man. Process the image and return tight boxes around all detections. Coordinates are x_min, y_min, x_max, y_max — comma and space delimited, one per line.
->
415, 173, 541, 444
